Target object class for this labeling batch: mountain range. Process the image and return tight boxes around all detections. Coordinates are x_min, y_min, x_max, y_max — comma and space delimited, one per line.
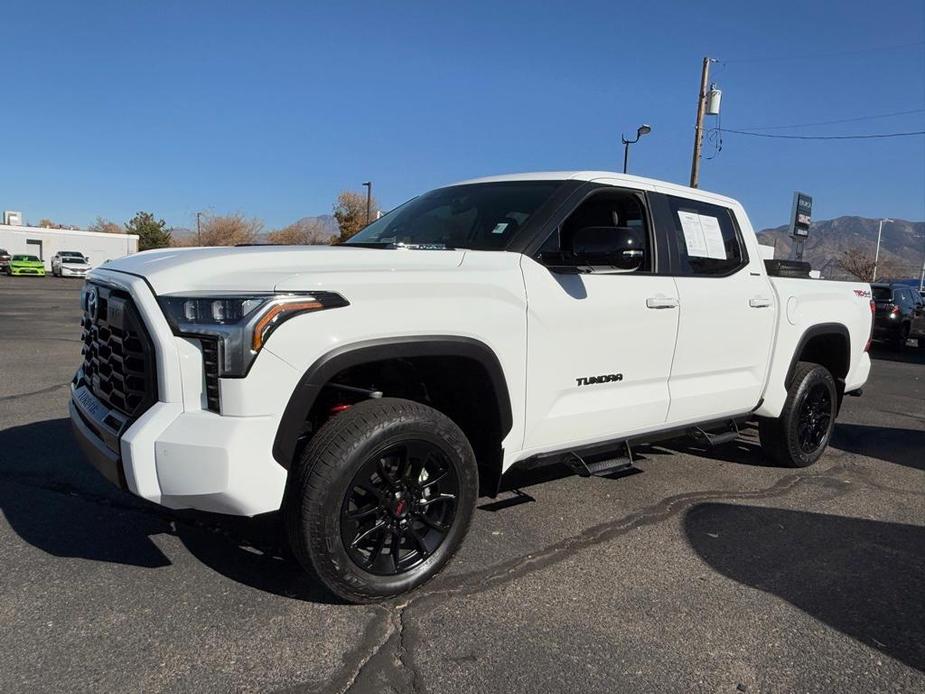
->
756, 216, 924, 280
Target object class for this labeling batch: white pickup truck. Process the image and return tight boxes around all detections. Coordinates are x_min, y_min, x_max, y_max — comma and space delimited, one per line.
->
70, 171, 872, 602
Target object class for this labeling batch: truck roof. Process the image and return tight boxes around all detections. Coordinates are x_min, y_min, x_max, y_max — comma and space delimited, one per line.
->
449, 171, 739, 207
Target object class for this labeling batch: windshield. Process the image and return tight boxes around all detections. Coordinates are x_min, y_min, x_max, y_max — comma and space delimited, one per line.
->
60, 252, 84, 259
14, 255, 40, 262
345, 181, 563, 250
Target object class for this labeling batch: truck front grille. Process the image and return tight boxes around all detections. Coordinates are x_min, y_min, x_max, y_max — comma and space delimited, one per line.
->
200, 338, 221, 413
80, 284, 158, 419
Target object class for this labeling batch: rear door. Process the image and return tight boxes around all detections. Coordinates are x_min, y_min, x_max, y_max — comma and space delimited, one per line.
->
521, 185, 679, 452
652, 193, 776, 423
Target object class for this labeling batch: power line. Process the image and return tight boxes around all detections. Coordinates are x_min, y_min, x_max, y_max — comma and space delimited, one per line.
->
733, 108, 925, 131
722, 40, 925, 64
717, 128, 925, 140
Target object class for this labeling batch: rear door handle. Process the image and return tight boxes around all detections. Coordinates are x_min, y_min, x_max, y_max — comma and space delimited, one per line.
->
646, 297, 679, 309
749, 297, 772, 308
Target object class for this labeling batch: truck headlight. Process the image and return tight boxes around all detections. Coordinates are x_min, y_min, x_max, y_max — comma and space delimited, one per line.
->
157, 291, 348, 376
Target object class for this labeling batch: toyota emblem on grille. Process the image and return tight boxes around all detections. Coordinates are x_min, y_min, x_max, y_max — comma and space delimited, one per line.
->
85, 286, 98, 319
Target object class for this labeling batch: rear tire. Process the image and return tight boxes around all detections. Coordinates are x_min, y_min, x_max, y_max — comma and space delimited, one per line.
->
283, 397, 478, 603
759, 362, 837, 468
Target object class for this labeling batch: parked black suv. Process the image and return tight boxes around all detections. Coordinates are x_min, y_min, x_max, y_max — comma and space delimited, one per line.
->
871, 282, 925, 347
0, 248, 10, 273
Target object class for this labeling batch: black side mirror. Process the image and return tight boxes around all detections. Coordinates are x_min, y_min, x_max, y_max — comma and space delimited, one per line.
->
571, 226, 645, 270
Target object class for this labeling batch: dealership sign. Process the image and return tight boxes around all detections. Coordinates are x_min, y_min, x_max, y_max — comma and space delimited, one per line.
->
789, 192, 813, 238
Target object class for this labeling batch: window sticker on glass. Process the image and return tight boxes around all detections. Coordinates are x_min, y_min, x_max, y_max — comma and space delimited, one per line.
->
697, 215, 727, 259
678, 211, 708, 256
491, 222, 509, 235
677, 211, 726, 259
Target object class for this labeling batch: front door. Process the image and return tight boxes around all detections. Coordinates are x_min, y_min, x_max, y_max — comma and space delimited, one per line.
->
521, 187, 679, 453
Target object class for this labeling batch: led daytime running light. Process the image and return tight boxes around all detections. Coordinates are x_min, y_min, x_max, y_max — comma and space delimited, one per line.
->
252, 300, 323, 351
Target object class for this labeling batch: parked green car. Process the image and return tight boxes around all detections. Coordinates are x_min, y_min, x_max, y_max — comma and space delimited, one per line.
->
7, 255, 46, 276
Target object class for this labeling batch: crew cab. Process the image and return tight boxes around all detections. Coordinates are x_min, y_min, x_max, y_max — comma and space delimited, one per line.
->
69, 171, 872, 602
52, 251, 92, 278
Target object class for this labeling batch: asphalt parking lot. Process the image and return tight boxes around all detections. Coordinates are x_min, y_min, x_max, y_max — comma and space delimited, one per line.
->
1, 275, 923, 693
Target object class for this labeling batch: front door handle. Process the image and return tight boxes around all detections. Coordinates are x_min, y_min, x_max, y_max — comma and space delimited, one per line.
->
749, 297, 772, 308
646, 296, 679, 309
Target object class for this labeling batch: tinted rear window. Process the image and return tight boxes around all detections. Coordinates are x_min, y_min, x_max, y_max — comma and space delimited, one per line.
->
872, 287, 892, 301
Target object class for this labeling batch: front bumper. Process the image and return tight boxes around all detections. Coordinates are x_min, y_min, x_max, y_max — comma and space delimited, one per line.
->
68, 270, 293, 516
69, 381, 287, 515
60, 266, 90, 277
10, 266, 45, 275
69, 396, 126, 489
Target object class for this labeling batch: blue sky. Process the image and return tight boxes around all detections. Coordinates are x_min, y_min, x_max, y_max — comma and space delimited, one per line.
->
1, 0, 923, 232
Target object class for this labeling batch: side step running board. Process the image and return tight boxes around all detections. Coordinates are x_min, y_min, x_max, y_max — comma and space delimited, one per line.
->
689, 419, 740, 447
567, 441, 634, 478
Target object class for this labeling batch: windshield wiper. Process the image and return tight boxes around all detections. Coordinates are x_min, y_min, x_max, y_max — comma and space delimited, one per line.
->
395, 242, 455, 250
340, 241, 396, 248
342, 241, 457, 250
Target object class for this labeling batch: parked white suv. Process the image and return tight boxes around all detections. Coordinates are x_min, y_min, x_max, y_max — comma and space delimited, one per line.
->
70, 172, 873, 602
52, 251, 92, 278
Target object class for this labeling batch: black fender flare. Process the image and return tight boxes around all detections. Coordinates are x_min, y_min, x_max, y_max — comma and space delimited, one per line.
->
272, 336, 513, 468
784, 322, 851, 389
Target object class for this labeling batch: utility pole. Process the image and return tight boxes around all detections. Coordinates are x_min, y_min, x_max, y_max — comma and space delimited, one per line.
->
689, 57, 715, 189
196, 211, 203, 245
872, 218, 893, 282
362, 181, 372, 225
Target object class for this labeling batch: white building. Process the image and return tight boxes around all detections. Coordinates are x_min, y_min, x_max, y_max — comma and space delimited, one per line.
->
0, 211, 139, 271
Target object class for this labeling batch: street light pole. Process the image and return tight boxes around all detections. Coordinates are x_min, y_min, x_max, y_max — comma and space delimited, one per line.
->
196, 211, 202, 246
689, 56, 715, 189
621, 124, 651, 174
362, 182, 372, 225
872, 218, 893, 282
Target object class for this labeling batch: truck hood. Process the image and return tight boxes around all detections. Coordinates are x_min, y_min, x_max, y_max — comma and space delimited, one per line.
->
96, 245, 467, 295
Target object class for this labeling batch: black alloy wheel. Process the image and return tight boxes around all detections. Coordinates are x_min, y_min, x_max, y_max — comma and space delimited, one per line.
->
284, 397, 478, 603
758, 361, 837, 468
796, 383, 833, 454
340, 440, 459, 575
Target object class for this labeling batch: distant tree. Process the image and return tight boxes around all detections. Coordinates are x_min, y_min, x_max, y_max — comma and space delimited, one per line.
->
125, 211, 172, 251
37, 218, 80, 230
837, 248, 901, 282
333, 190, 379, 243
89, 216, 124, 234
266, 218, 330, 245
197, 213, 263, 246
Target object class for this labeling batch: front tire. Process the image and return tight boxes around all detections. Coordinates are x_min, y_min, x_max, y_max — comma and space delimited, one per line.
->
758, 362, 837, 467
284, 397, 478, 603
